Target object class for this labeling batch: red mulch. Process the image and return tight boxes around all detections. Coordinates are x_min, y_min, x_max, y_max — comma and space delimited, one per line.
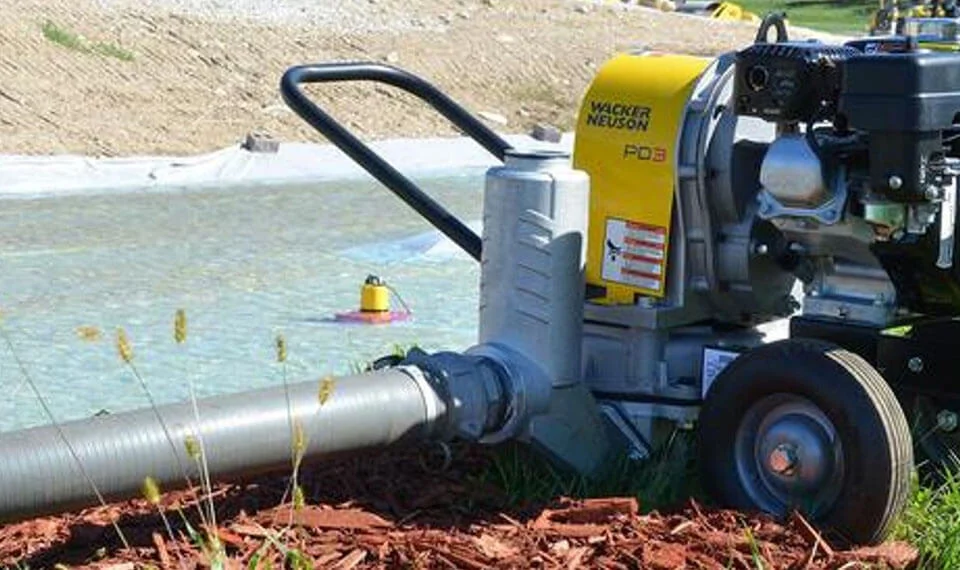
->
0, 444, 917, 569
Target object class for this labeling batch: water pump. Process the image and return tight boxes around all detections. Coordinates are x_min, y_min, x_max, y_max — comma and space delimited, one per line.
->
9, 15, 960, 548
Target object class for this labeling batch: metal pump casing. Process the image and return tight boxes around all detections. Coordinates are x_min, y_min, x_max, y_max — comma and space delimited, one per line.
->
570, 50, 798, 447
476, 149, 613, 473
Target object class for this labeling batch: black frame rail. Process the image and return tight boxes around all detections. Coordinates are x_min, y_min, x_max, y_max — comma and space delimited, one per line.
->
280, 62, 514, 262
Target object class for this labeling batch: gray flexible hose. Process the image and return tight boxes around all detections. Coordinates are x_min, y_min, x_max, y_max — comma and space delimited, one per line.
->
0, 366, 447, 522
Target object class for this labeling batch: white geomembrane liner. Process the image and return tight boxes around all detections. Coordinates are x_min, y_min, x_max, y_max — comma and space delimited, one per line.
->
0, 134, 573, 199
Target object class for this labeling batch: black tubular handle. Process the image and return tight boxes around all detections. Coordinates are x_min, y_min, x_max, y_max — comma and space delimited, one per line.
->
280, 62, 514, 262
755, 12, 789, 44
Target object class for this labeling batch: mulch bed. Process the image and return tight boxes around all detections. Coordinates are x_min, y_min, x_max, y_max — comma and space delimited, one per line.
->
0, 444, 917, 569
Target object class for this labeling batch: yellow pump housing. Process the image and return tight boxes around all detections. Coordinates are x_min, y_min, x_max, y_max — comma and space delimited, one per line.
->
573, 52, 708, 304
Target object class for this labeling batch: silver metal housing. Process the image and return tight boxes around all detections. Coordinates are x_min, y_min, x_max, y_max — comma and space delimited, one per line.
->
759, 134, 829, 208
757, 134, 847, 226
480, 149, 590, 389
479, 149, 613, 474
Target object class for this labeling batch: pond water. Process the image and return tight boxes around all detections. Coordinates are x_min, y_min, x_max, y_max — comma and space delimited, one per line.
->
0, 171, 485, 432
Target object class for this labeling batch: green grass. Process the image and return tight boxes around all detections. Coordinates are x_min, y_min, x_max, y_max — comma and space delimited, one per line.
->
41, 21, 86, 52
91, 42, 135, 62
474, 428, 701, 513
895, 466, 960, 569
734, 0, 878, 34
41, 21, 134, 62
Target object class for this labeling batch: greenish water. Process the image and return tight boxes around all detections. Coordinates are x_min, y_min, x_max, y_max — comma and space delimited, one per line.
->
0, 173, 484, 432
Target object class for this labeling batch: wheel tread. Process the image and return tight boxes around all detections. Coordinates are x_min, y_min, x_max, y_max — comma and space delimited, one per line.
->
823, 345, 913, 543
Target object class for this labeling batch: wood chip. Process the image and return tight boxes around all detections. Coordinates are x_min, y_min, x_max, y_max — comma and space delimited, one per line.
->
152, 532, 173, 569
230, 523, 269, 538
332, 548, 368, 570
534, 521, 607, 539
531, 498, 638, 539
473, 533, 519, 559
261, 505, 393, 530
315, 551, 343, 566
564, 546, 589, 569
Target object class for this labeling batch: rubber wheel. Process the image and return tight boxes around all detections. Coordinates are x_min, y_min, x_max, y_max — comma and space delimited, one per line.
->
698, 339, 913, 545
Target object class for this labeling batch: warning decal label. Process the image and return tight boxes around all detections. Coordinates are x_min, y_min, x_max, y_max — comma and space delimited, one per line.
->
601, 218, 667, 292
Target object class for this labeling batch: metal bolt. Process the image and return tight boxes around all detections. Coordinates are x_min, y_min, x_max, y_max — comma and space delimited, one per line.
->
926, 185, 943, 200
784, 295, 801, 312
889, 175, 904, 190
937, 410, 959, 433
769, 443, 798, 475
908, 356, 924, 373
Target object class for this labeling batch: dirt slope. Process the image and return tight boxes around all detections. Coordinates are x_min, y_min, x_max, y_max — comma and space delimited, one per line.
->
1, 0, 840, 156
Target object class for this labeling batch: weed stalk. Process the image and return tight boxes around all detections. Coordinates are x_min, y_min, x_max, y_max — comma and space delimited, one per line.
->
0, 320, 131, 549
174, 310, 223, 565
